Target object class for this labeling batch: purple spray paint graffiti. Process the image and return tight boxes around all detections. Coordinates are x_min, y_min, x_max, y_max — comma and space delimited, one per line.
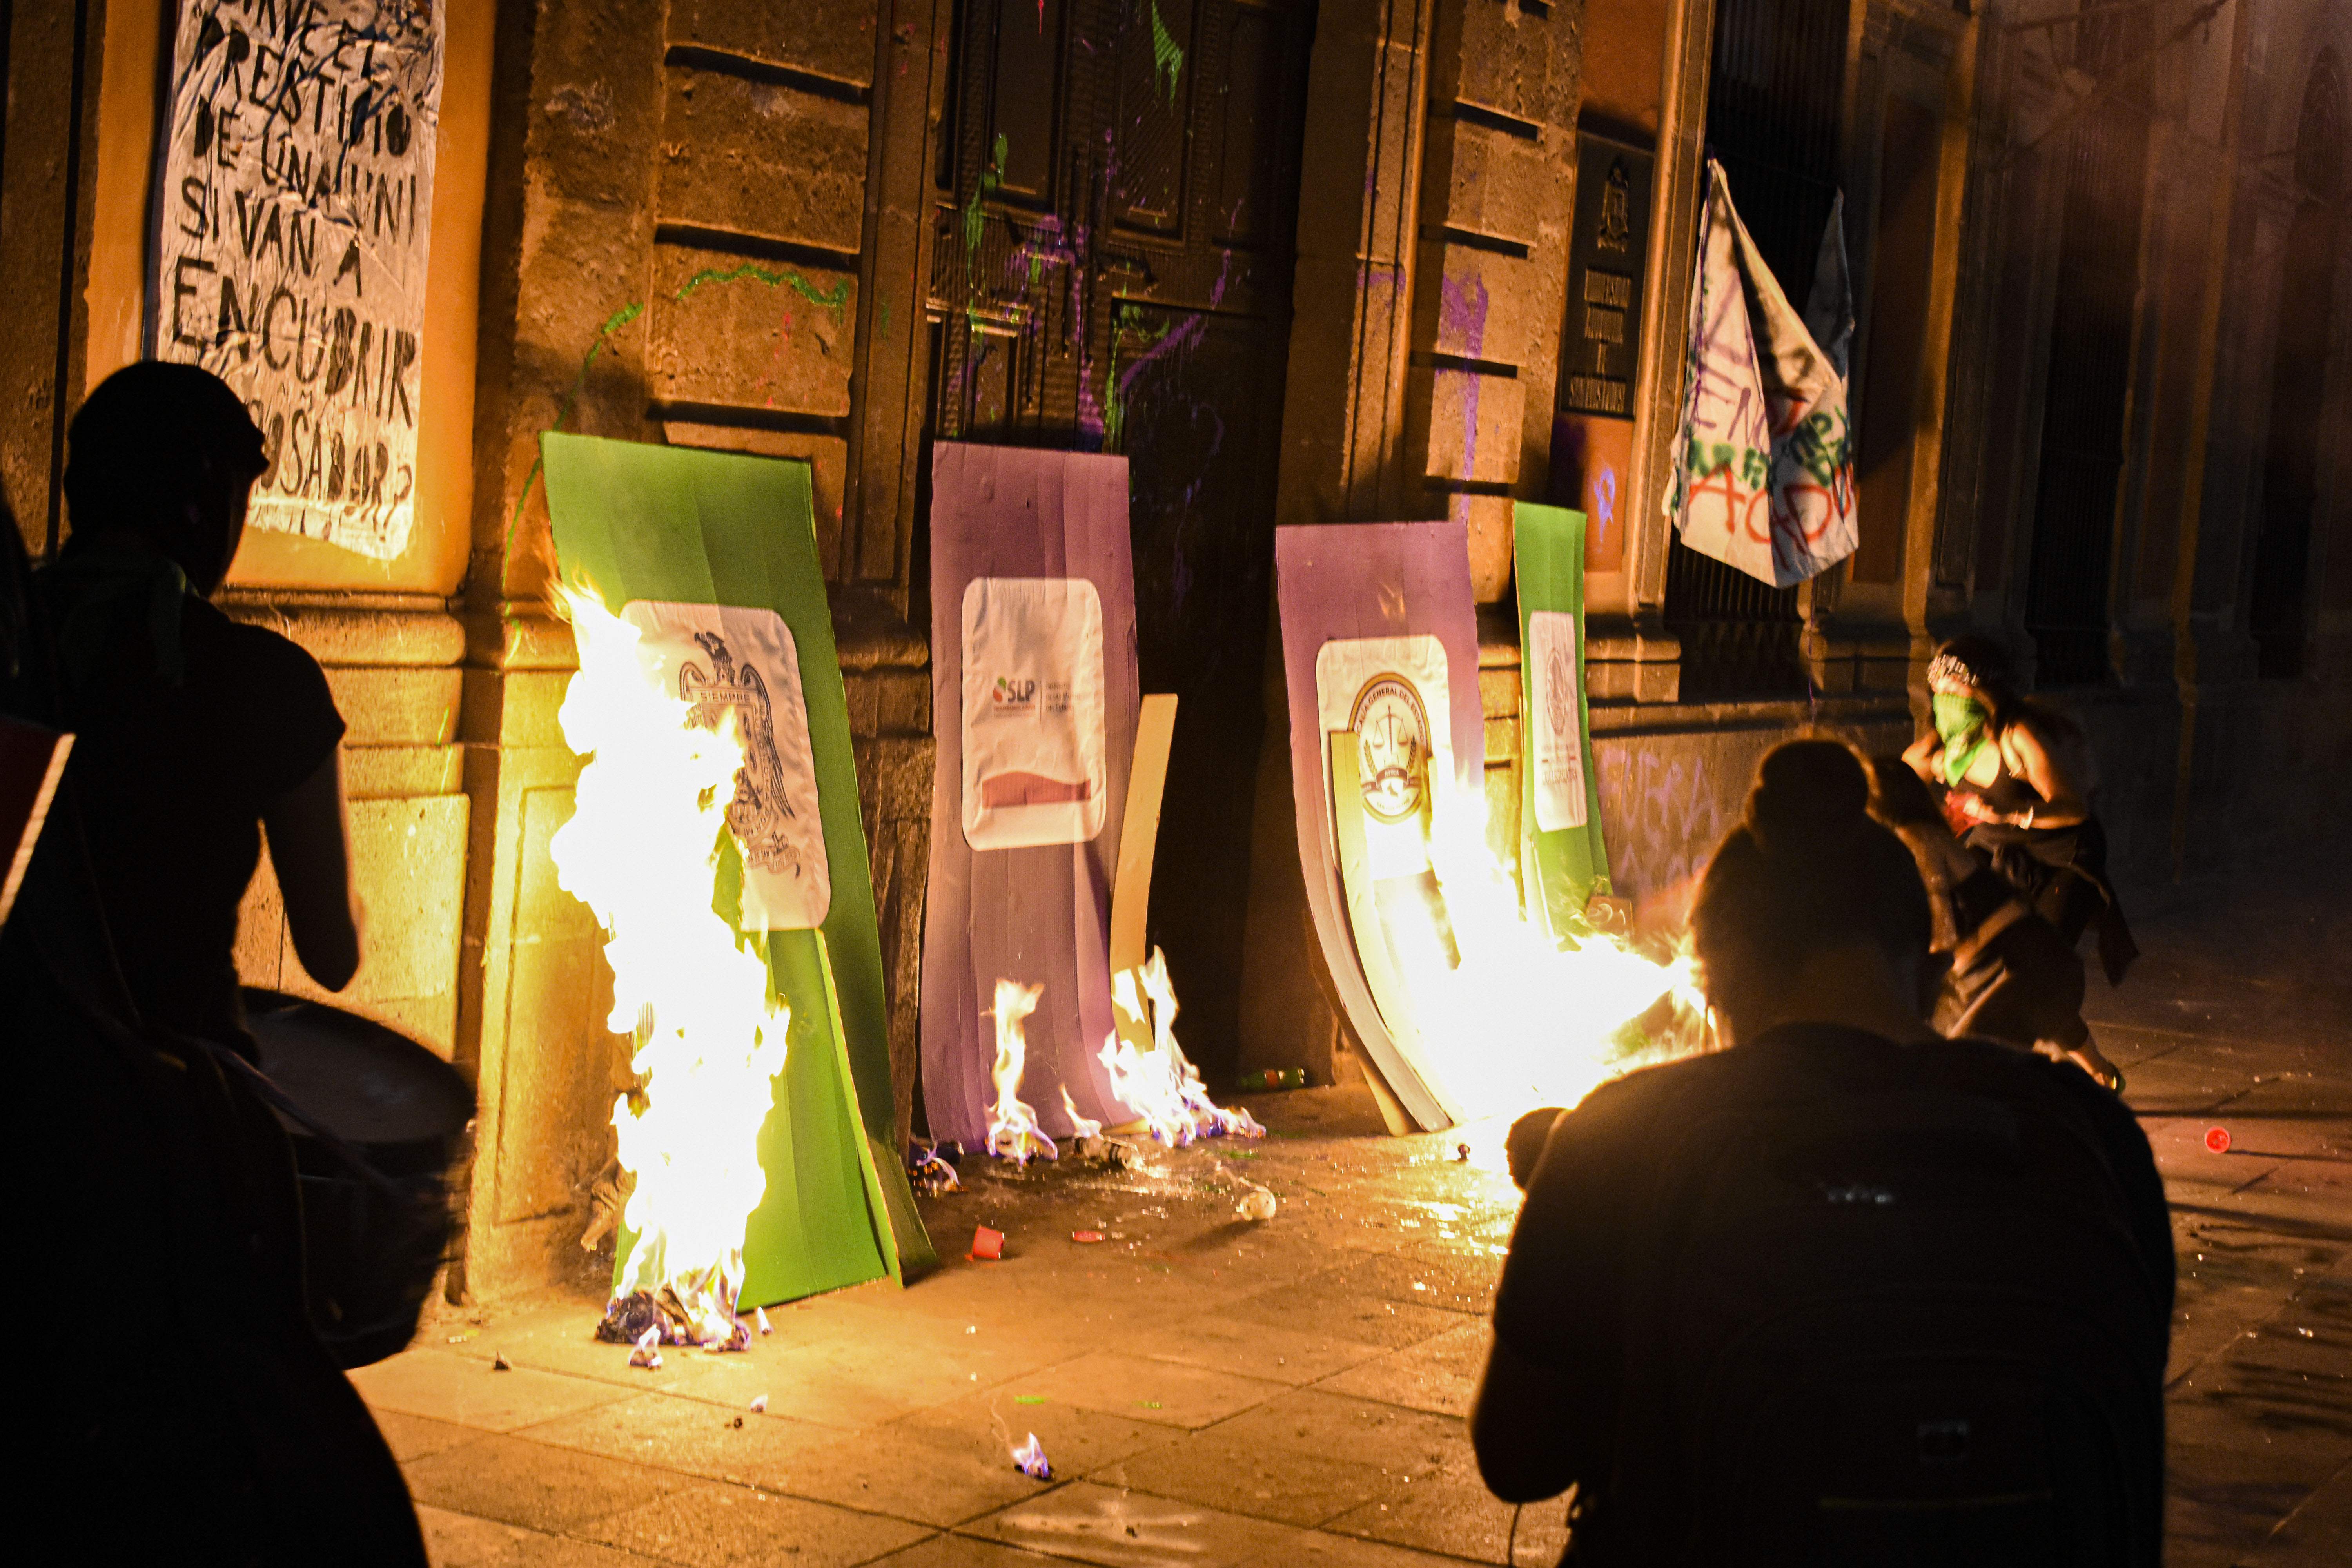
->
1437, 273, 1490, 525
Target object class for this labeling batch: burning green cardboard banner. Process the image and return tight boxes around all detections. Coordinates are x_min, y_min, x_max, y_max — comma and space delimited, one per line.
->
540, 433, 935, 1305
1512, 503, 1613, 941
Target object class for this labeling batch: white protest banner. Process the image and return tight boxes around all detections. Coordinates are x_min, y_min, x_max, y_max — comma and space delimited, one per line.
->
1664, 161, 1856, 588
152, 1, 443, 561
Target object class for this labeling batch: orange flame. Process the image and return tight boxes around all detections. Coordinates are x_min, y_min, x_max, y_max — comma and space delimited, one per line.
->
985, 980, 1054, 1163
1383, 782, 1702, 1142
550, 584, 787, 1345
1099, 949, 1265, 1145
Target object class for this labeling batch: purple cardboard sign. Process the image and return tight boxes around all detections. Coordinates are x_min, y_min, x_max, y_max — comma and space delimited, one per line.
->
920, 444, 1141, 1146
1275, 523, 1483, 1132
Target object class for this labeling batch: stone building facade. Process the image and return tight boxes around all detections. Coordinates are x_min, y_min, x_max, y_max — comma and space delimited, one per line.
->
4, 0, 2342, 1300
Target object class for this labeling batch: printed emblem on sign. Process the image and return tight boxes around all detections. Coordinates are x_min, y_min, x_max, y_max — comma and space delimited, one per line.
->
1598, 159, 1634, 253
1525, 612, 1589, 833
1544, 642, 1576, 740
1350, 674, 1430, 824
622, 601, 831, 933
679, 630, 799, 876
960, 578, 1109, 850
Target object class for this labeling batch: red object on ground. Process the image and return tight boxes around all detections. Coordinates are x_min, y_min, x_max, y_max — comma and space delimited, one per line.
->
1071, 1230, 1103, 1244
2206, 1127, 2232, 1154
970, 1225, 1005, 1260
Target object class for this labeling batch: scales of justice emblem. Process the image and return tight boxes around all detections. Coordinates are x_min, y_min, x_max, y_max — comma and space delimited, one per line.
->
679, 629, 800, 874
1350, 673, 1432, 825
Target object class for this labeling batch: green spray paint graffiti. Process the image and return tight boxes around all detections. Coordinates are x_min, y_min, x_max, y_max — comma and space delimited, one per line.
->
966, 133, 1008, 255
674, 261, 850, 314
1149, 4, 1185, 107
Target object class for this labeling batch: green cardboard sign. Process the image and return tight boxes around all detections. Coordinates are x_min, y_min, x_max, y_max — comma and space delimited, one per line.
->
1513, 503, 1613, 942
540, 433, 935, 1305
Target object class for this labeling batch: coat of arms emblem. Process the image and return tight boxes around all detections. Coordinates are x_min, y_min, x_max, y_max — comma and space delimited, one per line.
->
679, 630, 800, 875
621, 600, 832, 932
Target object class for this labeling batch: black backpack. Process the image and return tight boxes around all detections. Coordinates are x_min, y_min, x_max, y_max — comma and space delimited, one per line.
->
1592, 1033, 2168, 1566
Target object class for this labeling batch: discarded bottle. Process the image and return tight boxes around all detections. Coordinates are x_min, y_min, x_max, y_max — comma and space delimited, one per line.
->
1237, 1067, 1308, 1092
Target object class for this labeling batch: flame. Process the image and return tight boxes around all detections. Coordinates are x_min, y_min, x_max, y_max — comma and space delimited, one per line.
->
1381, 781, 1702, 1130
986, 980, 1055, 1163
1060, 1086, 1103, 1143
550, 584, 788, 1347
1099, 950, 1266, 1145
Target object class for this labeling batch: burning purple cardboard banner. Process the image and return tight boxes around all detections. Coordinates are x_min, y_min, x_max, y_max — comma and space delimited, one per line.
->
921, 444, 1141, 1146
1274, 524, 1485, 1132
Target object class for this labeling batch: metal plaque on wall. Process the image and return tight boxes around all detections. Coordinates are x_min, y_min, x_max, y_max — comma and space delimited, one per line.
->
1559, 134, 1654, 419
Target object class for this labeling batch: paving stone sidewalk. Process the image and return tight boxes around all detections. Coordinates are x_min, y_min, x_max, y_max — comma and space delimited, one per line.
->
2087, 881, 2352, 1567
368, 885, 2350, 1568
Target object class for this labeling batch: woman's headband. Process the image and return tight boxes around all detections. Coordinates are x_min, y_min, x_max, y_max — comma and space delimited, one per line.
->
1927, 650, 1993, 691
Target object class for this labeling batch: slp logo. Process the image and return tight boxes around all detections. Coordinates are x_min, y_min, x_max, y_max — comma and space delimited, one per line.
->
991, 676, 1037, 708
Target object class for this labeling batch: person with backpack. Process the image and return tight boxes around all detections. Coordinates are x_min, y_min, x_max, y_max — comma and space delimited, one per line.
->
1902, 635, 2135, 1089
1472, 740, 2173, 1566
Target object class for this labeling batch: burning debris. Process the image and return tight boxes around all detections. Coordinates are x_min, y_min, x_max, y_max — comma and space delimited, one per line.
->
908, 1142, 963, 1195
1389, 790, 1704, 1124
595, 1282, 754, 1353
1011, 1433, 1052, 1479
975, 955, 1255, 1172
551, 587, 789, 1356
986, 981, 1056, 1164
627, 1327, 663, 1370
1099, 950, 1266, 1146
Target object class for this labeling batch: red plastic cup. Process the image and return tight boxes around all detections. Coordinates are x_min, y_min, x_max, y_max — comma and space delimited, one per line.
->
2205, 1127, 2231, 1154
970, 1225, 1005, 1260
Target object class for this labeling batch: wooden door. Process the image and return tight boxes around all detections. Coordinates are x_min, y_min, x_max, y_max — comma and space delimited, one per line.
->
926, 0, 1313, 1073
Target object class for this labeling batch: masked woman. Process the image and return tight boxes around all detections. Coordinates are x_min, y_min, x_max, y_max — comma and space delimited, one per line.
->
1902, 635, 2135, 1089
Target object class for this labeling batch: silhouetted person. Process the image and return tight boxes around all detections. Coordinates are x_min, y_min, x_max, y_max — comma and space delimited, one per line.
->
1473, 741, 2171, 1566
3, 366, 421, 1562
34, 361, 359, 1052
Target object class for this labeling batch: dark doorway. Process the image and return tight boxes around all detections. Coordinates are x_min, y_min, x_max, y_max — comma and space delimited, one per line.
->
2022, 2, 2152, 688
926, 0, 1315, 1076
2249, 54, 2343, 681
1667, 0, 1849, 697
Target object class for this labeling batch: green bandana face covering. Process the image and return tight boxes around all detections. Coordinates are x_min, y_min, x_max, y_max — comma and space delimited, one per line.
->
1932, 693, 1990, 786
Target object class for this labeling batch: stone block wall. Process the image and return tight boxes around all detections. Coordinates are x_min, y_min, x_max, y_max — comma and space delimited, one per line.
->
1407, 0, 1583, 601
